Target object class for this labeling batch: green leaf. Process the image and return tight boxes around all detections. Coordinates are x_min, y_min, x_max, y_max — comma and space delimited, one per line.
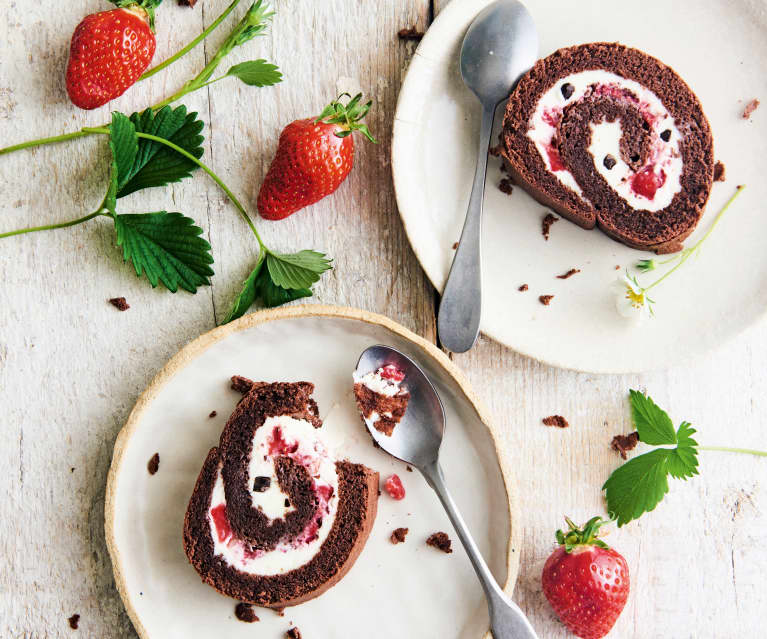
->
666, 421, 700, 480
629, 389, 677, 446
109, 112, 139, 191
603, 448, 672, 527
116, 106, 205, 198
257, 267, 312, 308
105, 158, 119, 215
113, 211, 214, 293
223, 258, 265, 324
266, 251, 332, 289
226, 60, 282, 87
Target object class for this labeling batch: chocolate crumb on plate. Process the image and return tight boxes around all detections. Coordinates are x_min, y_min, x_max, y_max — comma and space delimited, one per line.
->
518, 284, 528, 292
391, 527, 409, 544
147, 453, 160, 475
208, 410, 217, 418
542, 213, 558, 240
426, 531, 453, 553
499, 178, 514, 195
742, 98, 760, 119
178, 0, 197, 6
287, 628, 302, 639
398, 26, 424, 41
556, 268, 580, 279
614, 265, 621, 270
713, 161, 726, 182
539, 295, 554, 306
274, 607, 286, 617
452, 241, 459, 250
543, 415, 569, 428
611, 431, 639, 460
235, 602, 259, 623
68, 614, 80, 630
489, 144, 502, 157
108, 297, 129, 311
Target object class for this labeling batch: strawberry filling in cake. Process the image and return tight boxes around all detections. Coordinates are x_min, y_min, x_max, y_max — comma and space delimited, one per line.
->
353, 364, 410, 436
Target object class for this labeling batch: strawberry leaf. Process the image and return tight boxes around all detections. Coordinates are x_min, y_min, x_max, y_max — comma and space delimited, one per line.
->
629, 389, 677, 445
666, 422, 699, 480
109, 112, 139, 193
116, 106, 205, 198
226, 60, 282, 87
113, 211, 214, 293
223, 258, 265, 324
266, 251, 332, 290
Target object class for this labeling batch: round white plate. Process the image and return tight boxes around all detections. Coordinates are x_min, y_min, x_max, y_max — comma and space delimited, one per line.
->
106, 306, 519, 639
393, 0, 767, 373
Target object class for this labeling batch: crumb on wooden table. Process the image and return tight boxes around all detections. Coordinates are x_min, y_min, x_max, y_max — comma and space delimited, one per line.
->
108, 297, 129, 311
68, 614, 80, 629
543, 415, 569, 428
611, 431, 639, 459
397, 26, 424, 40
178, 0, 198, 6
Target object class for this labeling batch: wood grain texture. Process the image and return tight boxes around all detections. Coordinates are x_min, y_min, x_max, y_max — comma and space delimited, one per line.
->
0, 0, 764, 637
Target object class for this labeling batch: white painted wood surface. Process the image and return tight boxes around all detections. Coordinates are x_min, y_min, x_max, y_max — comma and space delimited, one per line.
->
0, 1, 763, 637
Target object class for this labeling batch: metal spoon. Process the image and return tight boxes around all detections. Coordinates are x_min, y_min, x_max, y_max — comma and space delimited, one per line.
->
437, 0, 538, 353
355, 345, 538, 639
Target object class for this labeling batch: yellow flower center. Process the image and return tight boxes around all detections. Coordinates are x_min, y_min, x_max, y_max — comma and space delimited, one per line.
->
625, 286, 645, 308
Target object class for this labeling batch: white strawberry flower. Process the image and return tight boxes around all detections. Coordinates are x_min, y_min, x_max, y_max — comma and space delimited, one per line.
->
612, 273, 653, 323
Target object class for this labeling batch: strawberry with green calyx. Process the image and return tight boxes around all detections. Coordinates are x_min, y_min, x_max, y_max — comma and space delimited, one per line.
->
66, 0, 165, 110
257, 93, 377, 221
542, 516, 629, 639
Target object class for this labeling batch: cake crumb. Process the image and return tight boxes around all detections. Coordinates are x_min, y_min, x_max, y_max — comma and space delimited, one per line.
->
391, 527, 409, 544
611, 431, 640, 460
499, 178, 514, 195
287, 628, 302, 639
518, 284, 528, 292
147, 453, 160, 475
742, 98, 760, 119
556, 268, 580, 279
231, 375, 254, 394
539, 295, 554, 306
208, 410, 217, 418
489, 144, 502, 157
406, 465, 413, 472
398, 27, 424, 41
426, 531, 453, 553
274, 607, 286, 617
452, 241, 459, 250
108, 297, 130, 311
543, 415, 569, 428
235, 603, 259, 623
713, 161, 726, 182
178, 0, 197, 5
614, 265, 621, 270
68, 614, 80, 629
542, 213, 558, 240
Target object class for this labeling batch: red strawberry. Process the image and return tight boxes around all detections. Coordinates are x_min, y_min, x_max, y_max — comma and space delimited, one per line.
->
257, 93, 377, 220
66, 1, 164, 110
542, 517, 629, 639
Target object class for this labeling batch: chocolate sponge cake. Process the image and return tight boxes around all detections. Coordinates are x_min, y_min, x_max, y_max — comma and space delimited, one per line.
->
353, 364, 409, 436
501, 43, 714, 254
183, 381, 378, 608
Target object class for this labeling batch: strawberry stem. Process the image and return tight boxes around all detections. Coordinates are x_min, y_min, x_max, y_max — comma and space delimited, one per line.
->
316, 93, 377, 143
699, 445, 767, 457
0, 210, 108, 239
109, 0, 165, 31
140, 0, 243, 81
555, 516, 612, 553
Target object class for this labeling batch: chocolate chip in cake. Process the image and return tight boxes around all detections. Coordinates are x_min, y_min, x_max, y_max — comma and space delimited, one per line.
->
611, 431, 639, 460
147, 453, 160, 475
253, 476, 271, 492
542, 415, 569, 428
426, 531, 453, 553
560, 82, 575, 99
234, 602, 259, 623
660, 129, 672, 142
603, 154, 617, 170
68, 614, 80, 629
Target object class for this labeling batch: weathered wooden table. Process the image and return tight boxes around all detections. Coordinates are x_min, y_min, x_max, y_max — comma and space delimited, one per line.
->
1, 1, 764, 637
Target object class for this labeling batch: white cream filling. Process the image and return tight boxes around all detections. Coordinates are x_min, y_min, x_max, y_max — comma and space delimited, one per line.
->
353, 367, 405, 397
207, 416, 339, 576
528, 69, 683, 211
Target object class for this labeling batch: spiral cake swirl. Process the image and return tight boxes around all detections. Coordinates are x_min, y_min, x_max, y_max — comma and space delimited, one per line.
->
183, 380, 378, 608
501, 43, 714, 253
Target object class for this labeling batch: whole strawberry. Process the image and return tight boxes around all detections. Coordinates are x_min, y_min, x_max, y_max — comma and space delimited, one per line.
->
257, 93, 377, 220
66, 1, 164, 110
542, 517, 629, 639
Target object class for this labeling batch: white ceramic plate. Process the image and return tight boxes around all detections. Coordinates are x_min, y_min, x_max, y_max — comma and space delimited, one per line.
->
106, 306, 519, 639
393, 0, 767, 373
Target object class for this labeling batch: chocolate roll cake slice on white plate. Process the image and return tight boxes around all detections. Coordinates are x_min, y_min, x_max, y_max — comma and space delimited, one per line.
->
501, 42, 715, 253
183, 381, 378, 608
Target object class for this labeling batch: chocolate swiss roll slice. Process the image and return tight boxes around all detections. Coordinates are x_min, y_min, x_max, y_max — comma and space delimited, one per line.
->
183, 381, 378, 608
501, 43, 715, 254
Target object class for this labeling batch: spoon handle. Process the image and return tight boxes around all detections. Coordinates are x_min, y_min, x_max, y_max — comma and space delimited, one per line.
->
437, 102, 496, 353
422, 460, 539, 639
